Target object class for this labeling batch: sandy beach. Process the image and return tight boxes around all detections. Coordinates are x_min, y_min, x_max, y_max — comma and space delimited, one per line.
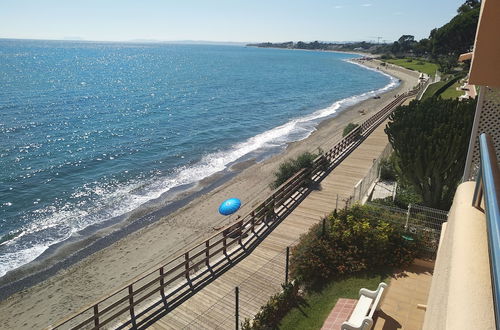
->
0, 59, 419, 329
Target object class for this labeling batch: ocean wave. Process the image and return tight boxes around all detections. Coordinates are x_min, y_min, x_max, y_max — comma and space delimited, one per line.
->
0, 63, 399, 278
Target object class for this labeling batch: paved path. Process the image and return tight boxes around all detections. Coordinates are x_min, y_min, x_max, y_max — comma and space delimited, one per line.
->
318, 259, 434, 330
149, 119, 394, 329
374, 259, 434, 330
321, 298, 357, 330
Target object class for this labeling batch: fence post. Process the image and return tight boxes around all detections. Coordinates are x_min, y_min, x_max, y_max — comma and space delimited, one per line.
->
235, 287, 239, 330
405, 203, 412, 230
238, 220, 243, 245
223, 230, 227, 255
285, 247, 290, 284
205, 241, 210, 267
185, 252, 190, 279
128, 284, 136, 328
160, 267, 167, 308
392, 182, 398, 201
359, 180, 363, 200
93, 304, 99, 328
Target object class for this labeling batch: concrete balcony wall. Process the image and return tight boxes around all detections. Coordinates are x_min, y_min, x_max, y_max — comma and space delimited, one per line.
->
423, 182, 495, 330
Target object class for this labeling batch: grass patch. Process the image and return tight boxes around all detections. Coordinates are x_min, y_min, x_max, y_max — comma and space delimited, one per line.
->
421, 80, 448, 99
383, 58, 438, 77
440, 81, 464, 99
279, 273, 389, 330
422, 75, 464, 100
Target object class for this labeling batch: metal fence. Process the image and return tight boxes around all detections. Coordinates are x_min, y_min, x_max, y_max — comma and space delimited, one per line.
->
179, 202, 448, 330
365, 202, 448, 256
350, 143, 393, 204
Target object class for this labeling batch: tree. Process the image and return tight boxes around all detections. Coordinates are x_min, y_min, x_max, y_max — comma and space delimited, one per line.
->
458, 0, 481, 14
436, 55, 458, 74
398, 35, 416, 53
398, 35, 415, 45
429, 4, 480, 57
413, 38, 431, 56
384, 97, 476, 210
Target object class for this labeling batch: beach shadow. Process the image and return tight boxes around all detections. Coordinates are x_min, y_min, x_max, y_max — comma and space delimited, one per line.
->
373, 310, 402, 330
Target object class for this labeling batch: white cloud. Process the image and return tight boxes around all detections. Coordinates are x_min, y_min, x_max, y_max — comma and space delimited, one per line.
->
361, 3, 372, 7
334, 5, 343, 9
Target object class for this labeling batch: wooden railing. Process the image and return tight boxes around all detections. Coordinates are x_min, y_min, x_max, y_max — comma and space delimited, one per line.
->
50, 88, 418, 330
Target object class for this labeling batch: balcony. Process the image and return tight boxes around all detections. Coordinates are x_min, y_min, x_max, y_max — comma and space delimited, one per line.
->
423, 134, 499, 329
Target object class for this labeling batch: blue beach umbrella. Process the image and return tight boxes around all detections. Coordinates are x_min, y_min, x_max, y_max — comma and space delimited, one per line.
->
218, 198, 241, 216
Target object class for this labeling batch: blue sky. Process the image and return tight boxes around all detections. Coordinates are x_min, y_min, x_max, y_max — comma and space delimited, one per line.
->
0, 0, 465, 43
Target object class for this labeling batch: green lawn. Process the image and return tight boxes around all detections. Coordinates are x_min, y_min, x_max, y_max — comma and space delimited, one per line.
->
421, 80, 448, 99
278, 273, 389, 330
383, 58, 439, 77
440, 81, 464, 99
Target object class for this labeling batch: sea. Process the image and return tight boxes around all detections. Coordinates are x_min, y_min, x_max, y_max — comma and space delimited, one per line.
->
0, 39, 397, 278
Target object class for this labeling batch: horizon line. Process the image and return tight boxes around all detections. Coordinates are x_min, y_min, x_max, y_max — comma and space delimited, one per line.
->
0, 36, 392, 45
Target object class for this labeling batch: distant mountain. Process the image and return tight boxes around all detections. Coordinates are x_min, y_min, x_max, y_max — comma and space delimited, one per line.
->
127, 39, 248, 46
63, 36, 85, 41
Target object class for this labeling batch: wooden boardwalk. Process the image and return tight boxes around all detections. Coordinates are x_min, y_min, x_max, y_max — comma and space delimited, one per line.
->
48, 90, 417, 330
149, 119, 393, 329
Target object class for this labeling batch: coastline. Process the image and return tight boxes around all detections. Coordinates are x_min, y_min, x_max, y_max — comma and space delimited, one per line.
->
0, 58, 420, 329
246, 44, 375, 58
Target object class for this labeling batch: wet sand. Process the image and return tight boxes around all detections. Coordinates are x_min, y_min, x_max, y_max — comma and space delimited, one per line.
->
0, 59, 419, 329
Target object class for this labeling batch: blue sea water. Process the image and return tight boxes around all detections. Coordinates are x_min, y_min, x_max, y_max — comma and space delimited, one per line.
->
0, 39, 396, 277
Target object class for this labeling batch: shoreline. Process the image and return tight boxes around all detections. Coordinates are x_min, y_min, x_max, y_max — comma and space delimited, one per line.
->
0, 50, 379, 282
246, 44, 375, 57
0, 58, 420, 329
0, 54, 393, 288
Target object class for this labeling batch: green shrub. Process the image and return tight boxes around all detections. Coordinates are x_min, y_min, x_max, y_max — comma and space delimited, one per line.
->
241, 281, 301, 330
342, 123, 359, 137
290, 205, 420, 287
271, 151, 319, 189
370, 182, 422, 209
379, 157, 397, 181
406, 58, 413, 62
394, 183, 423, 209
370, 196, 397, 207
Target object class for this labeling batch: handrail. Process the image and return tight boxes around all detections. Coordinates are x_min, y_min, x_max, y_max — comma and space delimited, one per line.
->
50, 88, 419, 330
473, 133, 500, 329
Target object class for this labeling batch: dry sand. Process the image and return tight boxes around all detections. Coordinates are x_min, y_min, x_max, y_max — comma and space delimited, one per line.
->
0, 59, 419, 329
